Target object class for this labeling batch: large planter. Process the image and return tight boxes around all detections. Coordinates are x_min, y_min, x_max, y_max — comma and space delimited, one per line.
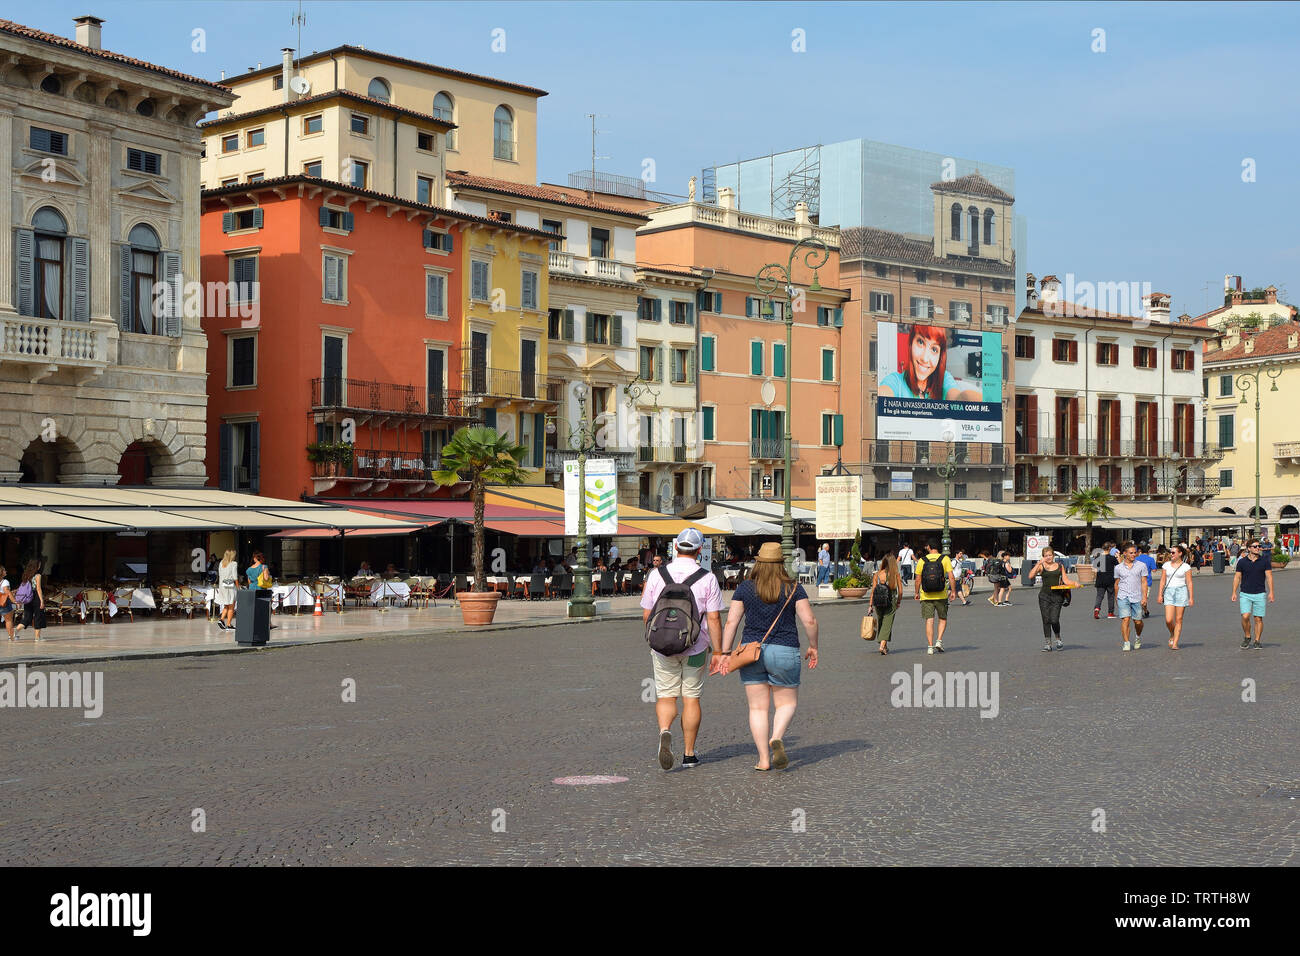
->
1074, 565, 1096, 586
838, 587, 868, 599
458, 590, 501, 625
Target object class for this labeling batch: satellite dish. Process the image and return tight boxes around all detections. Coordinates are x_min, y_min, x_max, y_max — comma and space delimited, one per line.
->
290, 75, 311, 95
760, 379, 776, 407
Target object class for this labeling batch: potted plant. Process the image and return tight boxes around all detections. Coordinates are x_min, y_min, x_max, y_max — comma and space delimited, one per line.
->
1064, 486, 1116, 585
832, 531, 871, 598
1271, 547, 1290, 568
432, 425, 528, 625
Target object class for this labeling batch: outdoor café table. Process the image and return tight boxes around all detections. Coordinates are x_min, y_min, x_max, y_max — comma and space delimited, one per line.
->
272, 583, 316, 613
485, 576, 513, 594
516, 576, 553, 599
370, 580, 410, 606
109, 587, 157, 617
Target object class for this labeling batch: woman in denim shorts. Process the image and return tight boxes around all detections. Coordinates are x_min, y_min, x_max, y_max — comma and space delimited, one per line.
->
719, 542, 819, 771
1158, 543, 1195, 650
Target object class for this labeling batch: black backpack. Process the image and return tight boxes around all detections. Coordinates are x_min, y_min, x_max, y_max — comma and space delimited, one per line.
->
644, 565, 709, 656
871, 579, 893, 612
920, 554, 946, 592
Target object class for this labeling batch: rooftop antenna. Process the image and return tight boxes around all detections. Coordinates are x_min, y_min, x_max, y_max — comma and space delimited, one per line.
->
291, 1, 306, 71
586, 113, 610, 198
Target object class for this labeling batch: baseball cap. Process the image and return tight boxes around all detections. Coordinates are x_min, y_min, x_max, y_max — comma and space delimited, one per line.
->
674, 528, 704, 552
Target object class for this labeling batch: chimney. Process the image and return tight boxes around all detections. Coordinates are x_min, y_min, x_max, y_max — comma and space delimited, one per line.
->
1224, 326, 1240, 349
1039, 275, 1061, 307
1230, 288, 1244, 306
74, 15, 104, 50
1265, 285, 1277, 304
1288, 330, 1298, 350
1143, 292, 1171, 325
1025, 272, 1038, 308
717, 186, 735, 210
793, 201, 809, 224
281, 48, 294, 103
1243, 338, 1255, 355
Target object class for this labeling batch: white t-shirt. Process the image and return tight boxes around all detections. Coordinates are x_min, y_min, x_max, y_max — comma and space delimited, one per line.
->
898, 548, 915, 567
1162, 561, 1192, 591
608, 545, 619, 563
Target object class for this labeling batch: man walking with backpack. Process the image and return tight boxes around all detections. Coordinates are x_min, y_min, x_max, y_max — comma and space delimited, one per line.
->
915, 540, 956, 655
641, 528, 724, 770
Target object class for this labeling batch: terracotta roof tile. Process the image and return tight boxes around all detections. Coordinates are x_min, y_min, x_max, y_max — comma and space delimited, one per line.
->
929, 171, 1014, 202
201, 89, 453, 129
222, 44, 546, 97
1204, 322, 1300, 363
201, 175, 556, 238
0, 18, 232, 95
841, 226, 1014, 277
446, 171, 651, 221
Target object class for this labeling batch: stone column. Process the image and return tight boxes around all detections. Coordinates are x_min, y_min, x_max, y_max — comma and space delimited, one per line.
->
87, 121, 114, 325
0, 106, 13, 313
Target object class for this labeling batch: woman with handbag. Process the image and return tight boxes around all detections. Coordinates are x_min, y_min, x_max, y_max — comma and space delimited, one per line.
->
718, 541, 819, 771
12, 558, 45, 642
866, 554, 903, 655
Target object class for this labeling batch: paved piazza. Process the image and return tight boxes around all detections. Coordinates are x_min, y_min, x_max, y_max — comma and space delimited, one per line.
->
0, 570, 1294, 865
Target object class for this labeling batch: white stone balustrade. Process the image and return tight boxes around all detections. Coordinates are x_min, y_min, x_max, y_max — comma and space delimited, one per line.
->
0, 315, 108, 367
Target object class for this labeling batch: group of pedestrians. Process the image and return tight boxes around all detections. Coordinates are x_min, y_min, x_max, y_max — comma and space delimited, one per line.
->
643, 530, 819, 772
0, 559, 46, 642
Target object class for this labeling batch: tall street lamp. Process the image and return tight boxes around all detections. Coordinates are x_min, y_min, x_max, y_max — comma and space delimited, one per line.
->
754, 236, 830, 573
567, 382, 598, 619
1237, 365, 1282, 541
938, 425, 958, 557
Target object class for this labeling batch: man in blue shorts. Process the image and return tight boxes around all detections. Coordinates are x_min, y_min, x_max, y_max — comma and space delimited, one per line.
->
1231, 539, 1273, 649
1113, 541, 1149, 651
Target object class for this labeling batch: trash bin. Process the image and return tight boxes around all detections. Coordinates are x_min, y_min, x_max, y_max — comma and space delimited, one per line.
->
1213, 551, 1226, 574
234, 588, 272, 645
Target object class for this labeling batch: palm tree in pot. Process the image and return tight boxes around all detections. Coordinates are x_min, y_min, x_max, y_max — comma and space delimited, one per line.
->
1065, 486, 1116, 563
432, 426, 528, 623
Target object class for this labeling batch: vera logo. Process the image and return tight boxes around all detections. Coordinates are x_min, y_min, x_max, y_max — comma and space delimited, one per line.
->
50, 887, 151, 936
586, 477, 616, 523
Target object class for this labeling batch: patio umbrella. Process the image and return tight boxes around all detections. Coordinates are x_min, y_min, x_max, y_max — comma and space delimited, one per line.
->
702, 512, 782, 536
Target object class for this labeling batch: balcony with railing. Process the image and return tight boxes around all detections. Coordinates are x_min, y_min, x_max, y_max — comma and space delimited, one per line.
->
1273, 441, 1300, 464
546, 447, 637, 473
871, 442, 1006, 467
751, 437, 799, 461
310, 378, 474, 420
1016, 437, 1224, 461
547, 250, 637, 284
310, 449, 441, 483
639, 494, 700, 514
638, 444, 697, 465
460, 367, 562, 404
1, 315, 109, 378
646, 201, 840, 248
1015, 474, 1220, 498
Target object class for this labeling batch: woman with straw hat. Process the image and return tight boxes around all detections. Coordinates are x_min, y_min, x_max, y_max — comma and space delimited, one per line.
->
719, 541, 819, 771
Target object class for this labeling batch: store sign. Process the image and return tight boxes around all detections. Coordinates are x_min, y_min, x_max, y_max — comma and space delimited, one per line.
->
1025, 534, 1049, 561
890, 470, 914, 493
815, 475, 861, 539
564, 459, 618, 535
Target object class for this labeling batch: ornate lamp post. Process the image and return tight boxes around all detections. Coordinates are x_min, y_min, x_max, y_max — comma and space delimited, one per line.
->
1237, 365, 1283, 541
938, 425, 958, 556
567, 382, 597, 619
754, 236, 830, 573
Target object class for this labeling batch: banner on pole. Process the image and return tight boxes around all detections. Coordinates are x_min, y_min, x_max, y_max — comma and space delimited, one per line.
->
815, 475, 861, 539
564, 459, 618, 535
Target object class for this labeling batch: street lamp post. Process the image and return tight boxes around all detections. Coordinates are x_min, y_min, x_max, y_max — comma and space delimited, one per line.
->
567, 383, 597, 619
938, 427, 957, 556
1236, 365, 1283, 541
754, 236, 830, 574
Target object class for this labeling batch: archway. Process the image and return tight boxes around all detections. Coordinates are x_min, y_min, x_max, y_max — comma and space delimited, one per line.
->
117, 439, 173, 485
19, 435, 82, 483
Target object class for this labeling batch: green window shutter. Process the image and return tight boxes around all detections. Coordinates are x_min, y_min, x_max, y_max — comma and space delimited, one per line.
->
585, 313, 595, 344
16, 228, 35, 317
702, 405, 714, 441
713, 291, 722, 312
833, 307, 843, 327
162, 252, 182, 336
533, 413, 545, 467
701, 336, 714, 371
773, 342, 785, 379
751, 408, 760, 440
343, 211, 355, 231
253, 208, 264, 229
319, 206, 331, 228
750, 341, 762, 376
822, 349, 834, 382
817, 306, 827, 326
745, 296, 756, 318
653, 299, 662, 322
612, 314, 623, 346
218, 423, 232, 491
685, 302, 694, 326
222, 211, 234, 233
116, 243, 132, 330
70, 238, 90, 323
563, 308, 574, 341
834, 413, 844, 447
483, 408, 497, 430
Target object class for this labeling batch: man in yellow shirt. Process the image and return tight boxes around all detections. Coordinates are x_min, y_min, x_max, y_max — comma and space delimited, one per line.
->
915, 540, 956, 655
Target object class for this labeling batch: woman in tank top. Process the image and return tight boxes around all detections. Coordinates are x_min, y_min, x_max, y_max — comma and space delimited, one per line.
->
1158, 543, 1195, 650
1026, 546, 1076, 652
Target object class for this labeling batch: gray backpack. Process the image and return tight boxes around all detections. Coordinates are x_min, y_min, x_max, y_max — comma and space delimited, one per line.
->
645, 565, 709, 656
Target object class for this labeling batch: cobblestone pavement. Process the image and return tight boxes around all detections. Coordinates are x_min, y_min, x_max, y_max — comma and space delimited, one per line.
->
1, 571, 1295, 865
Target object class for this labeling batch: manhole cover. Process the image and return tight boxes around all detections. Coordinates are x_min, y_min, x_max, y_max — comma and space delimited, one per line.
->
553, 775, 628, 786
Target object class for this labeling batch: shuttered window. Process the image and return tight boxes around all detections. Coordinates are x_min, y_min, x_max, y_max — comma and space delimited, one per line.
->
231, 256, 258, 302
231, 336, 256, 387
751, 341, 763, 375
821, 348, 835, 382
31, 127, 68, 155
426, 274, 445, 317
471, 260, 490, 301
323, 254, 345, 302
521, 269, 538, 310
773, 342, 786, 378
700, 335, 715, 371
126, 148, 161, 174
701, 406, 715, 442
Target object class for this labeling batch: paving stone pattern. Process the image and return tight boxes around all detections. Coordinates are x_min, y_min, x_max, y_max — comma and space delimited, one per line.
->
0, 571, 1295, 865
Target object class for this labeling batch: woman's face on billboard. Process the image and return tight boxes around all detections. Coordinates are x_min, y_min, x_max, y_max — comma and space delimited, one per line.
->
911, 333, 941, 383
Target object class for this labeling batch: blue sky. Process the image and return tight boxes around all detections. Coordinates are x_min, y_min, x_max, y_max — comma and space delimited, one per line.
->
21, 0, 1300, 316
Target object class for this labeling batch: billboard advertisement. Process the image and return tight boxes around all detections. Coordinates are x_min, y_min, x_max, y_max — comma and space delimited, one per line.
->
563, 459, 618, 535
875, 322, 1003, 444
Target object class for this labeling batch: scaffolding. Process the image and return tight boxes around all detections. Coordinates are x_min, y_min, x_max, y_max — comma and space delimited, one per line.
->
771, 145, 821, 222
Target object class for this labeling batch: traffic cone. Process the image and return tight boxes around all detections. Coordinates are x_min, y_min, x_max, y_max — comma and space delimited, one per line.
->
313, 594, 323, 616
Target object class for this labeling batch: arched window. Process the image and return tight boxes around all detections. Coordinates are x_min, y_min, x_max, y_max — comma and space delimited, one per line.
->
33, 206, 67, 320
493, 105, 514, 161
433, 92, 455, 150
950, 203, 962, 240
983, 208, 995, 245
367, 77, 391, 102
127, 224, 160, 334
1248, 506, 1268, 519
967, 205, 980, 251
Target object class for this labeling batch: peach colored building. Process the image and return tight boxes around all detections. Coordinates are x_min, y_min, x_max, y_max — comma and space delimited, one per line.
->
637, 189, 848, 500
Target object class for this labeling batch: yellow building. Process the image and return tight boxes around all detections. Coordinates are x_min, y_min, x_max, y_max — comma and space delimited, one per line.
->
456, 219, 557, 484
1203, 320, 1300, 535
200, 45, 545, 196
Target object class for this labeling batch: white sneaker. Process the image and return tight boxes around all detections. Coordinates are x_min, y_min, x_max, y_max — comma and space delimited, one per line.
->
927, 645, 935, 655
1122, 641, 1131, 651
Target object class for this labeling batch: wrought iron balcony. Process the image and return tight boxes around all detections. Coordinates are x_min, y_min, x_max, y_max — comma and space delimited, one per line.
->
461, 367, 562, 403
1016, 438, 1223, 460
1015, 475, 1220, 498
871, 442, 1006, 467
310, 378, 473, 419
310, 448, 442, 482
751, 438, 789, 460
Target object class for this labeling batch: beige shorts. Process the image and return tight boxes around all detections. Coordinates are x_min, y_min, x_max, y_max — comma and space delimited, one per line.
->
652, 649, 709, 699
